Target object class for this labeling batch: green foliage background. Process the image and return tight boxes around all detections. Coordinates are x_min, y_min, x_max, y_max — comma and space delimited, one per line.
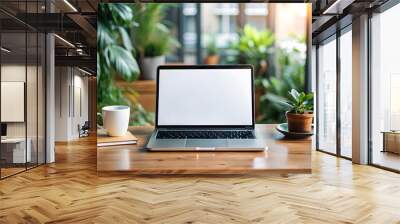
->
258, 38, 307, 123
227, 26, 307, 123
97, 3, 307, 125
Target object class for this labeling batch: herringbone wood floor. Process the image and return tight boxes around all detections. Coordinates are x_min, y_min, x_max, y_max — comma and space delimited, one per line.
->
1, 136, 400, 224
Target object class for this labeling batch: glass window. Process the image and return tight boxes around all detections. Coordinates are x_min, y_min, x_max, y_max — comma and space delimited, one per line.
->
182, 3, 198, 64
317, 37, 337, 154
0, 1, 46, 179
340, 29, 352, 158
27, 30, 38, 169
185, 16, 196, 34
229, 15, 237, 33
1, 31, 28, 177
38, 33, 46, 165
244, 3, 267, 30
371, 4, 400, 171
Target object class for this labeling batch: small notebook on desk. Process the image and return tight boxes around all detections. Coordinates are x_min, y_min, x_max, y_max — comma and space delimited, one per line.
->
97, 130, 138, 147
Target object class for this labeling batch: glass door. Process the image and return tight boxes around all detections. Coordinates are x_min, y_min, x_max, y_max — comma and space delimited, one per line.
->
315, 24, 353, 160
339, 27, 352, 158
38, 32, 46, 166
0, 1, 46, 179
27, 30, 38, 169
317, 36, 337, 155
1, 30, 28, 178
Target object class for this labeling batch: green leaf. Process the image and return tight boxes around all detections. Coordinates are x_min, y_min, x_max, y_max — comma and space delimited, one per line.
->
109, 3, 133, 25
265, 94, 293, 110
304, 92, 314, 101
118, 27, 133, 51
105, 45, 139, 82
97, 23, 115, 50
289, 89, 300, 101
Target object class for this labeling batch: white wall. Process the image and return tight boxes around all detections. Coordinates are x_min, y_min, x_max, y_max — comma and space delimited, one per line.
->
1, 63, 46, 164
55, 66, 70, 141
54, 67, 89, 141
1, 65, 40, 138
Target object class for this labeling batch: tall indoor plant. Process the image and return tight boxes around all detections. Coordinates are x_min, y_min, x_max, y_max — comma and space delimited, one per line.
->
131, 3, 179, 80
97, 3, 153, 126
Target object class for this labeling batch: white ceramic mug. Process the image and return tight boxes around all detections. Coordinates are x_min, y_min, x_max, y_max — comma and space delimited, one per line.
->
102, 105, 130, 137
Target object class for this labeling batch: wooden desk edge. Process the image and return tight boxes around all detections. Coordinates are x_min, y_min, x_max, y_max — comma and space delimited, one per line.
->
96, 168, 312, 176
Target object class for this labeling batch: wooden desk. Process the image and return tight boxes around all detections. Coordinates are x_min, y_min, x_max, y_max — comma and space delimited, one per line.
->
97, 124, 311, 175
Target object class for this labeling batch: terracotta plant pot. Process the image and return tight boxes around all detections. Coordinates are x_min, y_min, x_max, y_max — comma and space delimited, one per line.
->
286, 112, 314, 133
204, 55, 219, 65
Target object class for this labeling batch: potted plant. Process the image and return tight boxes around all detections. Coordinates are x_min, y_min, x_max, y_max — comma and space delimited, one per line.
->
204, 38, 219, 65
281, 89, 313, 133
131, 4, 179, 80
140, 29, 178, 80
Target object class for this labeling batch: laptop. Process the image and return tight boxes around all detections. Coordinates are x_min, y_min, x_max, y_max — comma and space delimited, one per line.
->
146, 65, 266, 151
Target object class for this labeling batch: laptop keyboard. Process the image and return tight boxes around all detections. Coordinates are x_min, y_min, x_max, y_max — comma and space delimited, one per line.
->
156, 130, 255, 139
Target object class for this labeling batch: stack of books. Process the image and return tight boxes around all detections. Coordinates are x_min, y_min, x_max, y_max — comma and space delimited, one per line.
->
97, 130, 138, 147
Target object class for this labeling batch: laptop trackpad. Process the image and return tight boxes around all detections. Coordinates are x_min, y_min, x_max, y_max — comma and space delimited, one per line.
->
185, 139, 228, 147
155, 139, 186, 147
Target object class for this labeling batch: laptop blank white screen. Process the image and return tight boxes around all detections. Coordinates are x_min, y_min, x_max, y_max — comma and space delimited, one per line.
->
157, 68, 253, 126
